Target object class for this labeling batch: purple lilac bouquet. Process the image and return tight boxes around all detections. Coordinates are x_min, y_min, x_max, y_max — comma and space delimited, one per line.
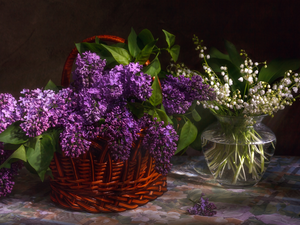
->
0, 29, 214, 198
187, 193, 217, 216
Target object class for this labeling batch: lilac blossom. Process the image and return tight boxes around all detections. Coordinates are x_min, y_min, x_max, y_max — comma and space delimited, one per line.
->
108, 63, 152, 101
76, 88, 108, 125
0, 150, 23, 197
60, 112, 100, 158
0, 93, 21, 133
72, 51, 106, 90
55, 88, 78, 125
0, 93, 23, 197
161, 74, 215, 115
18, 88, 58, 137
72, 51, 152, 102
99, 106, 140, 162
92, 62, 152, 108
187, 193, 217, 216
139, 116, 179, 175
59, 52, 153, 158
68, 52, 178, 172
18, 88, 77, 137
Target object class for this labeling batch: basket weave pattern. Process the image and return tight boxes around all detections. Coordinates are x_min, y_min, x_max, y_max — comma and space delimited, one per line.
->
50, 135, 167, 212
50, 35, 167, 213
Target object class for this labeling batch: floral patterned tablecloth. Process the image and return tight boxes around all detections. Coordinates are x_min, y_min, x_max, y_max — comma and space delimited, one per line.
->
1, 155, 300, 225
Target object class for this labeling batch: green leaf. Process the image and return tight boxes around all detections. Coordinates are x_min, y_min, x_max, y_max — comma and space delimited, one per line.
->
26, 134, 55, 181
38, 169, 49, 182
142, 57, 161, 77
24, 161, 53, 180
43, 167, 54, 180
0, 121, 28, 144
155, 109, 169, 125
105, 59, 119, 68
44, 128, 62, 153
95, 36, 100, 44
147, 109, 155, 116
192, 109, 201, 122
152, 110, 160, 121
162, 29, 175, 48
135, 40, 157, 65
149, 75, 162, 106
168, 44, 180, 62
75, 42, 117, 67
3, 143, 22, 150
160, 104, 173, 125
94, 37, 107, 45
206, 58, 224, 73
111, 42, 129, 51
75, 42, 103, 54
44, 80, 59, 92
128, 28, 141, 58
137, 29, 155, 49
209, 47, 230, 61
0, 145, 27, 169
171, 117, 178, 132
127, 102, 145, 119
152, 45, 159, 53
226, 61, 245, 93
175, 120, 198, 154
224, 40, 243, 68
101, 44, 132, 65
158, 70, 168, 79
189, 132, 202, 151
258, 59, 300, 84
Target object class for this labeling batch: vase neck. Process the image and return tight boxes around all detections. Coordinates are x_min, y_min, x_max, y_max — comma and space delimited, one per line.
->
214, 114, 266, 130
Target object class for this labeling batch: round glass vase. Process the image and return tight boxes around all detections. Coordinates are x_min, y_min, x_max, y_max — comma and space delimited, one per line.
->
201, 114, 276, 188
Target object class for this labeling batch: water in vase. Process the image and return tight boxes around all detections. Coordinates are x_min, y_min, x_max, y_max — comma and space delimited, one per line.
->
202, 129, 276, 188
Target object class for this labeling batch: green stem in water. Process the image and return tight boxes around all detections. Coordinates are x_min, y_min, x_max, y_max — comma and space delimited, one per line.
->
232, 154, 245, 184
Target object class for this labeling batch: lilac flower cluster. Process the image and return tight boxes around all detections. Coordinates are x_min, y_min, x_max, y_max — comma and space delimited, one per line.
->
58, 51, 153, 158
139, 116, 178, 175
0, 93, 21, 133
59, 113, 100, 158
107, 63, 152, 101
19, 89, 58, 137
72, 51, 106, 90
0, 93, 22, 197
161, 74, 215, 115
98, 106, 140, 162
76, 88, 107, 125
72, 51, 151, 104
187, 194, 217, 216
18, 87, 77, 137
0, 150, 23, 197
55, 87, 78, 125
59, 51, 180, 173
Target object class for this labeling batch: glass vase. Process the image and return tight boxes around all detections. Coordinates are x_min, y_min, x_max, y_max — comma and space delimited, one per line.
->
199, 114, 276, 188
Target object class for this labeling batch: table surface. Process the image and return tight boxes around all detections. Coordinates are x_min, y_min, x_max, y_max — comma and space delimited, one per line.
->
1, 155, 300, 225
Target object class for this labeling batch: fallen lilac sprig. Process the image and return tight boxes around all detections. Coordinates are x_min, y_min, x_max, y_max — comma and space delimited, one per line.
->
187, 193, 217, 216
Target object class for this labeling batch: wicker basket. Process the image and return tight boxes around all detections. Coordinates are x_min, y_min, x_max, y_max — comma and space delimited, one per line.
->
49, 35, 167, 213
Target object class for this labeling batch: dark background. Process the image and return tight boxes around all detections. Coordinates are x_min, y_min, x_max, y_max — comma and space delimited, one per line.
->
0, 0, 299, 155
